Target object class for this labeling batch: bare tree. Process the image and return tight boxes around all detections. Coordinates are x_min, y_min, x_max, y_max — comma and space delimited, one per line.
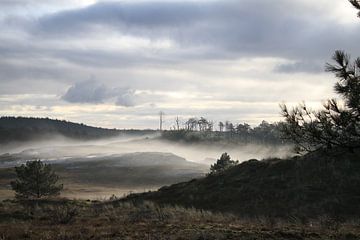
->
175, 116, 180, 131
186, 118, 198, 131
198, 117, 209, 132
218, 121, 224, 132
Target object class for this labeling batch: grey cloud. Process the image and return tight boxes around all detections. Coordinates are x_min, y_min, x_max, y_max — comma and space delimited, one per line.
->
275, 61, 325, 74
34, 1, 203, 34
62, 79, 110, 103
115, 90, 170, 107
115, 90, 137, 107
52, 48, 174, 68
62, 79, 142, 107
0, 0, 68, 6
1, 0, 359, 130
0, 58, 78, 82
0, 0, 358, 75
30, 0, 360, 64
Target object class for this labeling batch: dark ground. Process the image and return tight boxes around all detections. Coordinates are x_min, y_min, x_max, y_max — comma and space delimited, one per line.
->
0, 199, 359, 240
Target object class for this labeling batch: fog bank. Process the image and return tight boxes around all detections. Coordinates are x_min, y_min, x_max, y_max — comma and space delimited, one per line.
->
0, 134, 293, 167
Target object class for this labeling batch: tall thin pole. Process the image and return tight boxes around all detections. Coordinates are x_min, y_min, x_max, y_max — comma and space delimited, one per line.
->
159, 111, 164, 131
175, 116, 180, 131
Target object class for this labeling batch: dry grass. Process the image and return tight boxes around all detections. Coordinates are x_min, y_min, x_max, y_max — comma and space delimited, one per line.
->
0, 199, 360, 240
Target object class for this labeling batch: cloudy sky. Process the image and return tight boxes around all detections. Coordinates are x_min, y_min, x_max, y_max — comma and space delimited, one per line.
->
0, 0, 359, 129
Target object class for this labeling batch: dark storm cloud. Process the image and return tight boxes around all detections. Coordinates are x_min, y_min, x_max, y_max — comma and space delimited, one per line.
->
30, 0, 360, 64
62, 79, 138, 107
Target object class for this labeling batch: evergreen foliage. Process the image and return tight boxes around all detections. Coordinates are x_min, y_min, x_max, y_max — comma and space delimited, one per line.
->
350, 0, 360, 17
162, 120, 285, 145
129, 149, 360, 219
281, 1, 360, 154
0, 116, 155, 143
11, 160, 63, 199
209, 153, 238, 174
0, 116, 120, 142
280, 51, 360, 153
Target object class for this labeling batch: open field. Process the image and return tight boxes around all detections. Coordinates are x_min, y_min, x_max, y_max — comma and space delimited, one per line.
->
1, 199, 360, 240
0, 153, 206, 201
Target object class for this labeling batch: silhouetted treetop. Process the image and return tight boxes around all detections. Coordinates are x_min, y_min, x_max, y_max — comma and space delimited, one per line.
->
209, 153, 238, 175
349, 0, 360, 17
326, 51, 360, 111
281, 51, 360, 153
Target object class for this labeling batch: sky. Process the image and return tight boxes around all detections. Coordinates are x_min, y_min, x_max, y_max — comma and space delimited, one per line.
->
0, 0, 359, 129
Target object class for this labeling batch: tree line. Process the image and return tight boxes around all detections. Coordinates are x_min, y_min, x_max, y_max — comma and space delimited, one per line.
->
162, 118, 285, 145
0, 116, 155, 143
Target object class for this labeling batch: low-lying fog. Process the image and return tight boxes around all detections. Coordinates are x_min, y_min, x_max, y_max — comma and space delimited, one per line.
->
0, 134, 294, 200
0, 134, 292, 168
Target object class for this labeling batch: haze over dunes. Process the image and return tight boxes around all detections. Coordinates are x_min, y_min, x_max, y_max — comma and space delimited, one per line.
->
0, 117, 290, 200
1, 0, 360, 239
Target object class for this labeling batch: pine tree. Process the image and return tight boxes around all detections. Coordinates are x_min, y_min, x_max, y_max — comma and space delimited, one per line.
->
210, 153, 238, 174
349, 0, 360, 17
280, 1, 360, 154
11, 160, 63, 199
280, 51, 360, 153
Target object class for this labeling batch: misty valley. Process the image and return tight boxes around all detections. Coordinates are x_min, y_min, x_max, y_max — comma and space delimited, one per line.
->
0, 120, 291, 200
1, 0, 360, 239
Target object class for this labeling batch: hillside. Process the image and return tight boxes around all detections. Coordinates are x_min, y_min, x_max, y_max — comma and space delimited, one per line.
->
126, 149, 360, 219
0, 152, 207, 200
0, 116, 154, 143
1, 151, 360, 239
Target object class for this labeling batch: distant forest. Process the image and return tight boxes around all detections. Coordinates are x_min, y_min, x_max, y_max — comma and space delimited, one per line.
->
161, 117, 285, 145
0, 116, 286, 145
0, 117, 153, 143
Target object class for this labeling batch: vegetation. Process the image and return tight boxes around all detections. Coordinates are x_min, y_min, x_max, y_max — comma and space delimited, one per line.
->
281, 52, 360, 153
281, 1, 360, 154
0, 116, 155, 143
0, 198, 359, 239
1, 2, 360, 239
162, 119, 285, 145
0, 152, 207, 200
350, 0, 360, 17
127, 149, 360, 220
10, 160, 63, 199
0, 116, 286, 146
209, 153, 238, 175
2, 149, 360, 239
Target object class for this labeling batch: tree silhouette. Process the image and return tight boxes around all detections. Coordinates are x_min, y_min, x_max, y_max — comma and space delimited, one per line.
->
350, 0, 360, 17
281, 1, 360, 154
210, 153, 238, 174
218, 121, 224, 132
11, 160, 63, 199
281, 51, 360, 153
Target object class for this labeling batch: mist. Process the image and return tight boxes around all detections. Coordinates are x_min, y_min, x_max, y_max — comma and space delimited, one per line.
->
0, 134, 293, 200
0, 133, 292, 168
